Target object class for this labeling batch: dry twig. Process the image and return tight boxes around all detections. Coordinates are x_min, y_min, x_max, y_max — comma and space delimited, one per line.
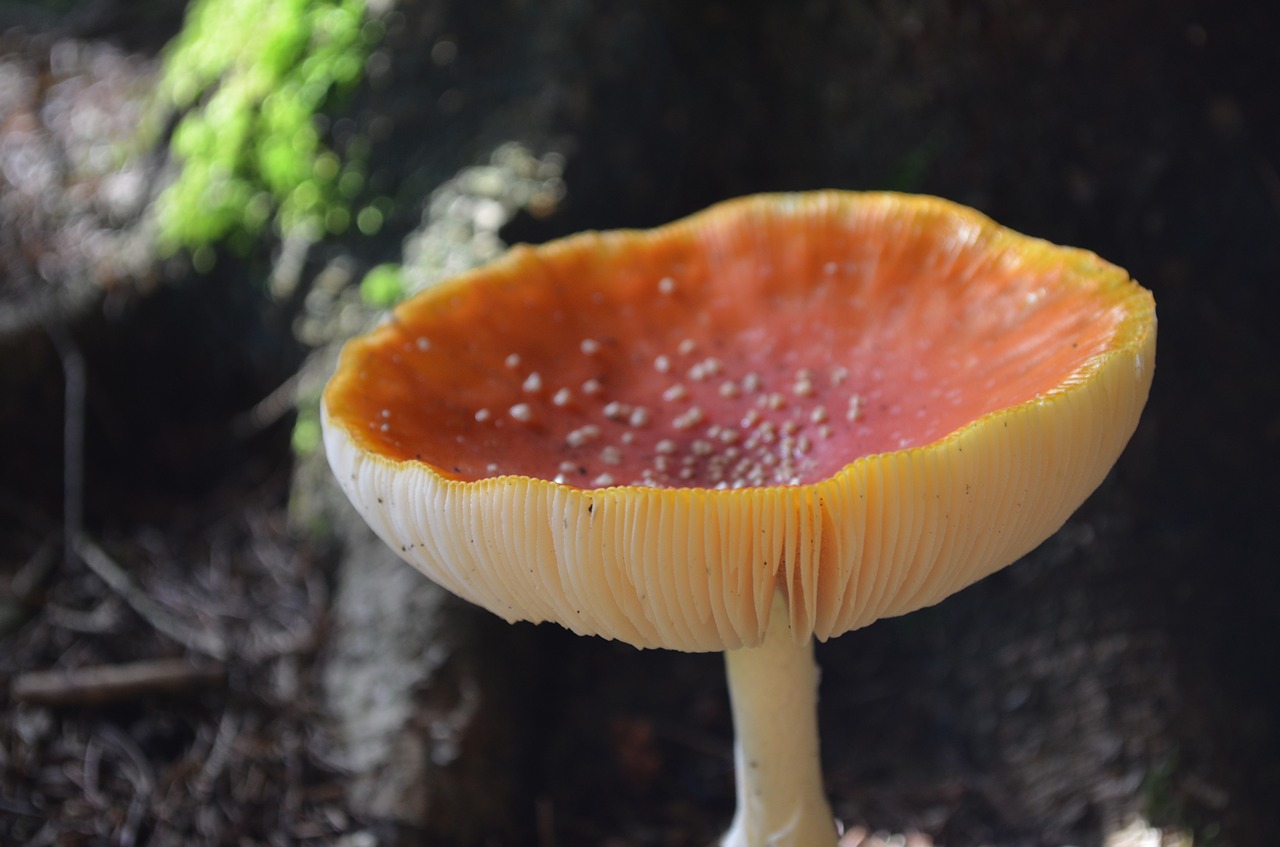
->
74, 537, 229, 660
42, 319, 85, 571
10, 658, 225, 707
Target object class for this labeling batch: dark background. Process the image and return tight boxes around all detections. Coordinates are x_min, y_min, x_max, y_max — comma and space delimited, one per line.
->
1, 1, 1277, 845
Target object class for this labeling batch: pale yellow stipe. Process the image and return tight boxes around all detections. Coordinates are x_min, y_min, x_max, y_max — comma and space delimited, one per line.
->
722, 590, 838, 847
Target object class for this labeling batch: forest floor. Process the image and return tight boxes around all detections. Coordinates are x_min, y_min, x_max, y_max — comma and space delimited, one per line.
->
2, 2, 1278, 846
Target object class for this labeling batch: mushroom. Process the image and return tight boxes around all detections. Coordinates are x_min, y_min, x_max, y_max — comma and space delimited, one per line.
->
321, 192, 1156, 846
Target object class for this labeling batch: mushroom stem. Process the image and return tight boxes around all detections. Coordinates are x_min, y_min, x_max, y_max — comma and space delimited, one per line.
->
721, 590, 838, 847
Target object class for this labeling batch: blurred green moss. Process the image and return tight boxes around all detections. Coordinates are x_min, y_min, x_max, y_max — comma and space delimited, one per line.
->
359, 263, 404, 308
154, 0, 374, 254
291, 409, 323, 456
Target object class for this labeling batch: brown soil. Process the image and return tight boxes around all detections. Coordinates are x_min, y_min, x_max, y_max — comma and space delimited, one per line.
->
2, 1, 1278, 846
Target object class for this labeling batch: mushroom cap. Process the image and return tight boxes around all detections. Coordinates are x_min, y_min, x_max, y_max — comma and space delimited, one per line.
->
322, 192, 1156, 651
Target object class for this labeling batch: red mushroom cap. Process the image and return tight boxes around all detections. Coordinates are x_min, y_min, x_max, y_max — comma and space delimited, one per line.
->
322, 192, 1156, 650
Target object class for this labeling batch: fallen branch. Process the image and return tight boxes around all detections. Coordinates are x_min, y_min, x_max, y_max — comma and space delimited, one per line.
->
75, 536, 229, 660
43, 317, 85, 573
10, 658, 225, 707
231, 368, 304, 437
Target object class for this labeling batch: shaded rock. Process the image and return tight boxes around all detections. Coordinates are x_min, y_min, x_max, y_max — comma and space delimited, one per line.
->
298, 142, 564, 843
320, 485, 534, 843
